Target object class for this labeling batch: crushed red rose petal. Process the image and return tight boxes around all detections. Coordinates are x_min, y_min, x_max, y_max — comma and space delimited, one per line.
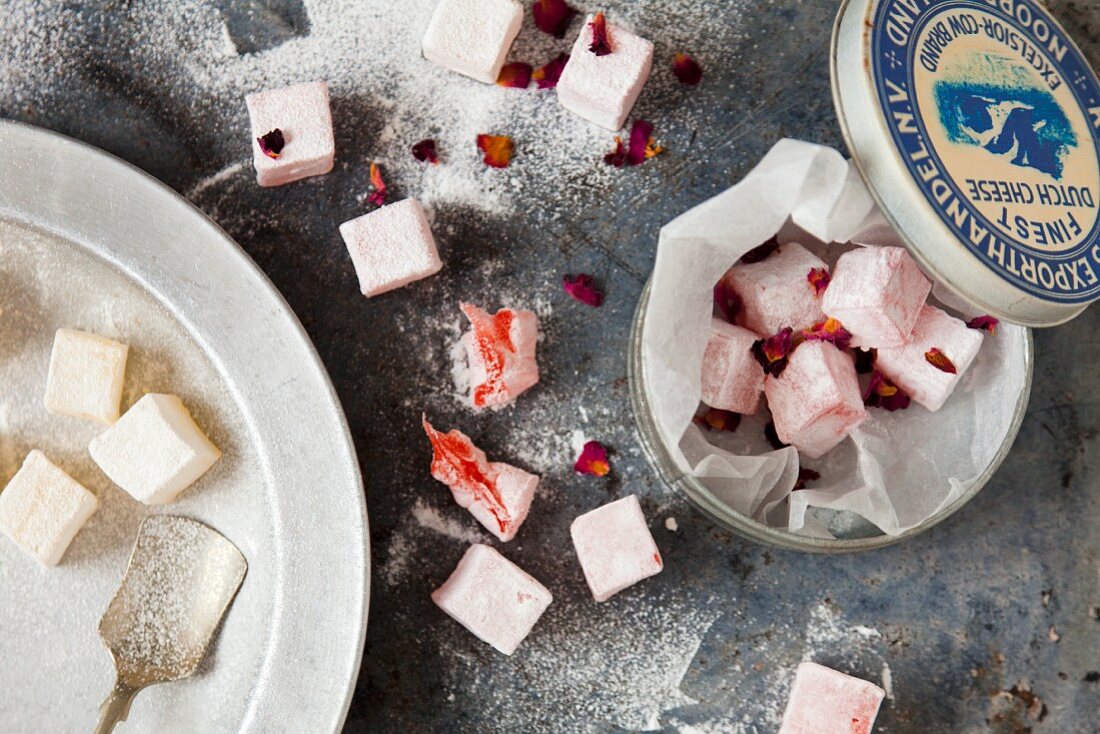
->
672, 53, 703, 85
801, 317, 852, 351
368, 162, 387, 206
533, 53, 570, 89
533, 0, 578, 38
257, 128, 285, 159
714, 280, 742, 323
764, 421, 788, 450
562, 273, 604, 307
863, 370, 911, 411
740, 237, 780, 264
497, 61, 533, 88
574, 440, 611, 477
807, 267, 831, 296
694, 408, 741, 433
967, 315, 999, 334
412, 138, 439, 164
925, 347, 957, 374
753, 327, 794, 377
605, 120, 661, 167
793, 467, 821, 491
477, 134, 514, 168
604, 136, 628, 167
588, 12, 612, 55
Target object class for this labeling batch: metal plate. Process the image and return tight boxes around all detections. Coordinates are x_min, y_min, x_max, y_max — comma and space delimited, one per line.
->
0, 120, 368, 733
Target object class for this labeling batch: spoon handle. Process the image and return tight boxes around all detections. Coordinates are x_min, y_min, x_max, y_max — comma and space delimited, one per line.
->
93, 680, 139, 734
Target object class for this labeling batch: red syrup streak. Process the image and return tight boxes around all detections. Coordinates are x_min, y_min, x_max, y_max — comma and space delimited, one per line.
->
462, 304, 517, 408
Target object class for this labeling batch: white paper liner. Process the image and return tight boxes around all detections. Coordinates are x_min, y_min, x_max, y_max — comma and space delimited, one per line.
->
641, 139, 1030, 537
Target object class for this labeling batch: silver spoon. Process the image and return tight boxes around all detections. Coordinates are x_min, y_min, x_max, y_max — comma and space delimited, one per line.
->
94, 515, 247, 734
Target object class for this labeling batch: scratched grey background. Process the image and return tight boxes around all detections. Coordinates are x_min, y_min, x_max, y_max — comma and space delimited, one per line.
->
2, 0, 1098, 732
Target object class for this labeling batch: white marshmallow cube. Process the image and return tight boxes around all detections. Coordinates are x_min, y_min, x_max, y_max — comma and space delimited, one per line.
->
339, 199, 443, 298
44, 328, 129, 424
432, 543, 552, 655
780, 662, 885, 734
246, 80, 334, 187
571, 495, 663, 602
0, 451, 98, 566
89, 394, 221, 505
422, 0, 524, 84
557, 14, 654, 131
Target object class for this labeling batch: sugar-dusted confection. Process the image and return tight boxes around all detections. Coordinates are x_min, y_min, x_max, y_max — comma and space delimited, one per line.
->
764, 341, 867, 459
432, 543, 552, 655
722, 242, 828, 335
422, 0, 524, 84
570, 495, 663, 602
339, 198, 443, 298
44, 328, 129, 424
0, 451, 97, 566
700, 318, 764, 414
822, 246, 932, 348
423, 417, 537, 542
89, 394, 221, 505
246, 80, 334, 187
780, 662, 885, 734
875, 304, 984, 412
457, 303, 539, 409
557, 14, 654, 131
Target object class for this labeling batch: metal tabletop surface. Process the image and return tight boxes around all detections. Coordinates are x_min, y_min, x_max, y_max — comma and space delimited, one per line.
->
2, 1, 1098, 732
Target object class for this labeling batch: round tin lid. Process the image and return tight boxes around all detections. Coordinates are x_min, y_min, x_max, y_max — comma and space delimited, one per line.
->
832, 0, 1100, 326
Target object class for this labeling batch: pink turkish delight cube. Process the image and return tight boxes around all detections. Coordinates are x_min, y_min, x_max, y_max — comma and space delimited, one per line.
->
701, 318, 764, 414
432, 543, 552, 655
822, 245, 932, 348
457, 303, 539, 409
556, 14, 654, 130
246, 81, 334, 187
779, 662, 885, 734
874, 304, 984, 412
764, 341, 868, 459
339, 198, 443, 298
423, 417, 537, 542
722, 242, 828, 336
570, 495, 663, 602
422, 0, 524, 84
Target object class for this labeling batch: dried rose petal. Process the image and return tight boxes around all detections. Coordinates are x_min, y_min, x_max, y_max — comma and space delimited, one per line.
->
412, 138, 439, 164
644, 137, 664, 159
694, 408, 741, 433
477, 134, 514, 168
604, 136, 627, 167
497, 61, 533, 88
672, 53, 703, 85
368, 162, 387, 206
854, 348, 876, 375
740, 237, 779, 264
967, 315, 999, 334
562, 273, 603, 307
257, 128, 285, 159
925, 347, 957, 374
764, 421, 788, 450
863, 370, 911, 411
626, 119, 653, 165
574, 440, 610, 477
801, 318, 852, 351
714, 281, 742, 323
533, 53, 570, 89
533, 0, 578, 38
807, 267, 831, 296
753, 327, 794, 377
793, 467, 821, 491
588, 12, 612, 56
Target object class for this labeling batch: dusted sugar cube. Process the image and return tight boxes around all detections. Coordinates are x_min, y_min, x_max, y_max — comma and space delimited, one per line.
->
423, 417, 537, 542
722, 242, 828, 335
571, 495, 663, 602
339, 199, 443, 297
875, 304, 984, 412
0, 451, 97, 566
432, 543, 552, 655
557, 14, 654, 130
701, 318, 764, 414
89, 394, 221, 505
457, 303, 539, 409
764, 341, 868, 459
246, 81, 334, 187
822, 246, 932, 348
780, 662, 885, 734
422, 0, 523, 84
44, 328, 129, 424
